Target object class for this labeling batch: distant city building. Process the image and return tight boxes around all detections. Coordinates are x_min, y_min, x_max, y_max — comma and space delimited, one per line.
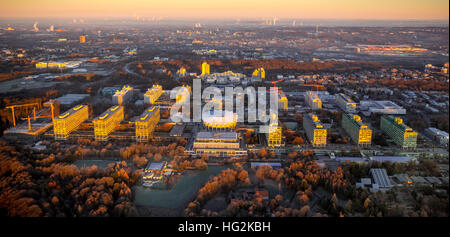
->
380, 116, 417, 149
144, 85, 163, 104
342, 114, 372, 146
424, 127, 449, 148
53, 105, 89, 140
112, 85, 133, 105
135, 106, 160, 142
304, 91, 322, 110
36, 61, 82, 69
93, 106, 124, 141
303, 113, 327, 147
201, 62, 210, 75
252, 68, 265, 81
336, 93, 357, 113
177, 67, 187, 76
80, 35, 86, 43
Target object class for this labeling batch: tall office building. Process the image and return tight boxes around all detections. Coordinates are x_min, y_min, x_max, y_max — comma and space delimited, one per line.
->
305, 91, 322, 110
80, 35, 86, 43
380, 116, 417, 149
336, 93, 357, 113
303, 113, 327, 147
342, 113, 372, 146
135, 106, 160, 142
53, 105, 89, 140
144, 85, 163, 104
112, 85, 133, 105
93, 106, 124, 141
201, 62, 210, 75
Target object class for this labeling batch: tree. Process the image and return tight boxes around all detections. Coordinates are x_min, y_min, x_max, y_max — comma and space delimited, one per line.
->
300, 205, 310, 217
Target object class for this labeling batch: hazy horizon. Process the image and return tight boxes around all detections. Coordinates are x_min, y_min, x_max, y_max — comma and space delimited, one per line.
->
0, 0, 448, 21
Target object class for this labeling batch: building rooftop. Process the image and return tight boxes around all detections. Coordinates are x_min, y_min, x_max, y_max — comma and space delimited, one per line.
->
56, 104, 87, 120
55, 94, 90, 105
93, 106, 122, 121
370, 156, 416, 163
196, 131, 238, 140
370, 168, 392, 189
135, 106, 159, 122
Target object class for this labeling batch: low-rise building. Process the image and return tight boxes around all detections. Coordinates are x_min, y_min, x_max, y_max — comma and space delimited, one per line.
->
380, 116, 417, 149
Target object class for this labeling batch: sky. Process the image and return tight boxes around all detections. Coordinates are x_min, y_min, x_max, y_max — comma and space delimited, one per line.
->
0, 0, 448, 20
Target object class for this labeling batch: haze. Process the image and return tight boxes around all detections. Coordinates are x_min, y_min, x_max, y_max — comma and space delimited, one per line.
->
0, 0, 448, 20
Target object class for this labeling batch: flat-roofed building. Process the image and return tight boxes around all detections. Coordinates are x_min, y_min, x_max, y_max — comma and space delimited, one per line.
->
112, 85, 133, 105
93, 106, 124, 141
370, 168, 392, 190
380, 116, 417, 149
53, 105, 89, 140
304, 91, 322, 110
144, 85, 163, 104
193, 131, 246, 157
342, 113, 372, 146
303, 113, 327, 147
360, 100, 406, 115
135, 106, 160, 142
424, 127, 449, 148
336, 93, 357, 113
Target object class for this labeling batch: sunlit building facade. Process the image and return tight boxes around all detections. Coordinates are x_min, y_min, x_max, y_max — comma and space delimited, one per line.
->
135, 106, 160, 142
278, 91, 288, 111
93, 106, 124, 141
144, 85, 163, 104
342, 113, 372, 146
336, 93, 357, 113
380, 116, 417, 149
53, 105, 89, 140
193, 131, 246, 157
305, 91, 322, 110
201, 62, 210, 75
303, 113, 327, 147
267, 123, 283, 148
112, 85, 133, 105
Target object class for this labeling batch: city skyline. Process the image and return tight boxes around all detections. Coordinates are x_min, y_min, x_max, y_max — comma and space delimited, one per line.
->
0, 0, 449, 20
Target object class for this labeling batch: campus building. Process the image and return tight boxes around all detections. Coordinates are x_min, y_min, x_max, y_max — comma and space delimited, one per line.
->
342, 113, 372, 146
53, 105, 89, 140
304, 91, 322, 110
144, 85, 163, 104
380, 116, 417, 149
193, 131, 246, 157
135, 106, 160, 142
112, 85, 133, 105
336, 93, 357, 113
267, 123, 283, 148
93, 106, 124, 141
303, 113, 327, 147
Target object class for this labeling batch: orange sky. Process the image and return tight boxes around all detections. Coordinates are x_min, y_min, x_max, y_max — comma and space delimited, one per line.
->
0, 0, 448, 20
